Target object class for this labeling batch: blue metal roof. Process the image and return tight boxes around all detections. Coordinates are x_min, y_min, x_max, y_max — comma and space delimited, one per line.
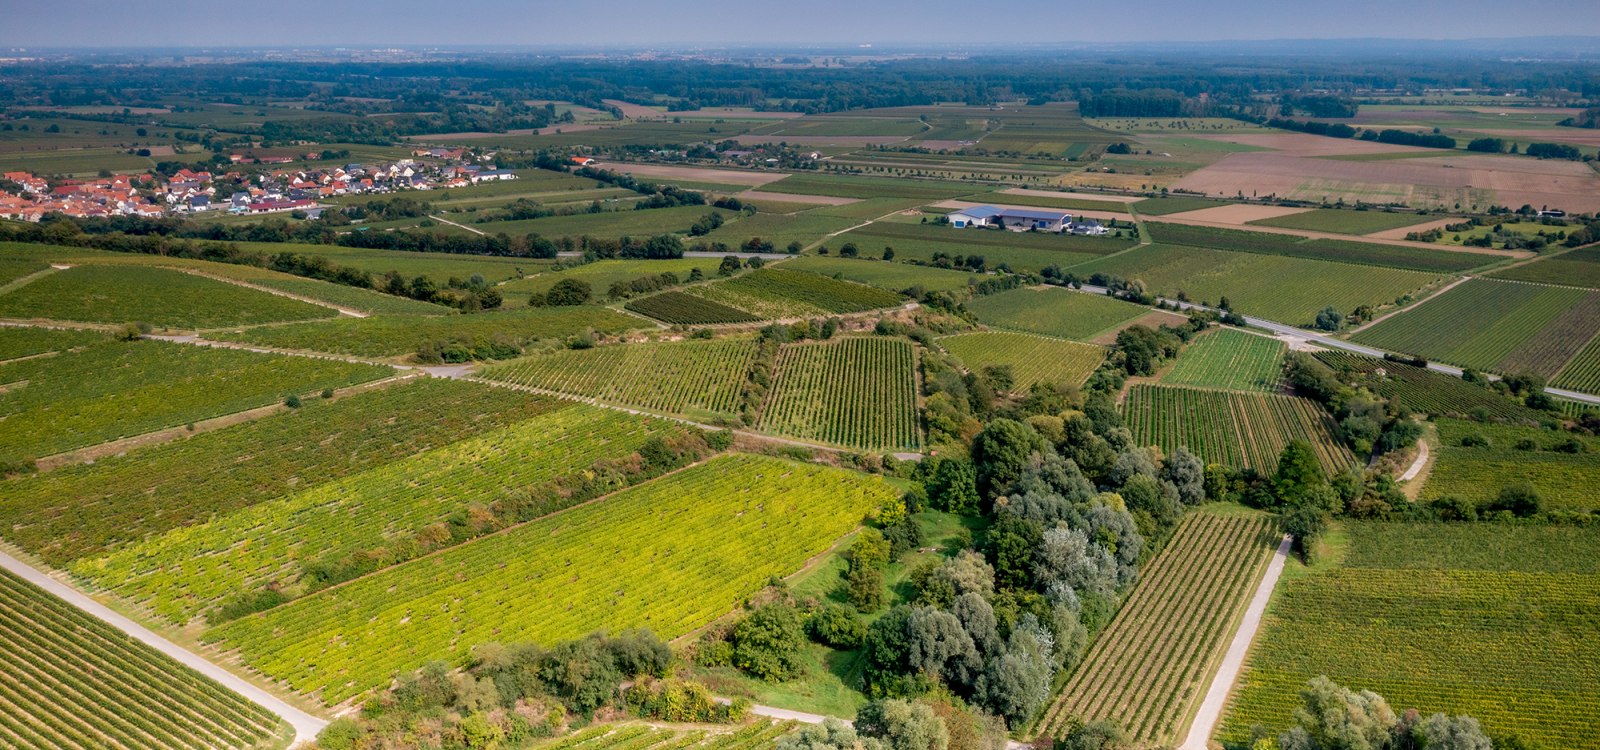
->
997, 207, 1071, 222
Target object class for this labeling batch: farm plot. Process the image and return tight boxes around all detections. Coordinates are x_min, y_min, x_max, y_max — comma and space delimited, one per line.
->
625, 291, 759, 325
938, 332, 1105, 390
1553, 333, 1600, 394
212, 305, 648, 358
470, 205, 727, 239
480, 338, 759, 421
703, 211, 863, 248
760, 337, 921, 452
1312, 351, 1542, 423
1123, 385, 1355, 475
1246, 208, 1437, 235
782, 256, 979, 293
1144, 221, 1484, 273
0, 326, 107, 361
0, 257, 49, 287
1039, 511, 1278, 747
1420, 419, 1600, 511
184, 262, 454, 315
75, 406, 687, 625
1490, 246, 1600, 290
833, 224, 1124, 276
207, 454, 896, 703
0, 339, 390, 463
0, 568, 287, 750
0, 379, 552, 566
759, 173, 978, 201
1352, 278, 1597, 375
0, 264, 337, 328
229, 242, 547, 284
966, 286, 1149, 341
1218, 523, 1600, 750
686, 268, 904, 320
499, 259, 716, 302
1074, 244, 1441, 326
1161, 329, 1286, 392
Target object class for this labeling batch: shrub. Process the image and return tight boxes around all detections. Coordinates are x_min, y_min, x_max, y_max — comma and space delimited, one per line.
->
807, 603, 867, 648
732, 603, 805, 681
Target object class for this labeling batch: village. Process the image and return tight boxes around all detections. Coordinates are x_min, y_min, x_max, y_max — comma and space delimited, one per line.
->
0, 146, 516, 223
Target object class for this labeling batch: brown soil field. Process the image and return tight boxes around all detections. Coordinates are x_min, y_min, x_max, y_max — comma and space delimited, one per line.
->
736, 190, 861, 206
1089, 310, 1189, 345
917, 140, 980, 151
1000, 187, 1143, 204
603, 99, 666, 119
1163, 204, 1314, 224
604, 163, 791, 186
733, 134, 913, 146
1478, 128, 1600, 147
1190, 133, 1429, 156
1365, 217, 1460, 240
1173, 151, 1600, 212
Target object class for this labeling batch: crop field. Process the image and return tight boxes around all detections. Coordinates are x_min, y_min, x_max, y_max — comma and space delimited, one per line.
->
0, 326, 107, 361
480, 338, 759, 420
0, 339, 390, 463
967, 286, 1149, 341
759, 173, 979, 201
76, 406, 686, 624
938, 332, 1105, 390
184, 263, 454, 315
498, 259, 716, 302
207, 454, 896, 703
1312, 350, 1543, 422
0, 568, 286, 750
1352, 279, 1597, 375
1039, 511, 1277, 747
0, 379, 552, 565
686, 268, 904, 319
1160, 329, 1286, 392
1246, 208, 1437, 235
1144, 221, 1485, 273
625, 291, 760, 325
229, 242, 549, 284
760, 337, 921, 451
212, 305, 647, 358
703, 211, 863, 248
1489, 246, 1600, 289
833, 223, 1132, 275
1074, 244, 1441, 326
1219, 523, 1600, 749
1133, 196, 1236, 215
781, 256, 978, 292
1552, 333, 1600, 394
0, 264, 338, 328
1123, 385, 1355, 475
477, 205, 728, 239
1419, 419, 1600, 511
0, 257, 48, 287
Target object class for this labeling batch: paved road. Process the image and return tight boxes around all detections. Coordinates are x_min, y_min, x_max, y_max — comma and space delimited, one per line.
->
0, 547, 327, 747
1179, 534, 1293, 750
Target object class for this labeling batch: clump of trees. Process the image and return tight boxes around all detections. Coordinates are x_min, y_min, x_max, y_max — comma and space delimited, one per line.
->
1254, 676, 1493, 750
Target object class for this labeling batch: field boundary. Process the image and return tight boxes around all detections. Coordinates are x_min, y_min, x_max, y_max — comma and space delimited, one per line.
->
169, 266, 371, 318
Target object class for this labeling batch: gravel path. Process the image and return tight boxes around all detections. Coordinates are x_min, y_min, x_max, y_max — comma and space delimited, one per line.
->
1399, 438, 1431, 482
1179, 534, 1292, 750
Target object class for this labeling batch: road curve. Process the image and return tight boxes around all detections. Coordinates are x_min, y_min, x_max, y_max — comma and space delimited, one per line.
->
0, 548, 328, 747
1179, 534, 1293, 750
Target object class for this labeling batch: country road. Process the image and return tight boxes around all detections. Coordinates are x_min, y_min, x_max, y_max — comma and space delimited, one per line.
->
0, 547, 328, 747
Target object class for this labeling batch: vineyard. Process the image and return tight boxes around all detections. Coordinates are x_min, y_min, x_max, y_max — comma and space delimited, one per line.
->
626, 291, 760, 325
0, 379, 554, 565
0, 264, 338, 328
938, 332, 1106, 390
1352, 279, 1598, 375
1160, 328, 1286, 392
1244, 209, 1439, 237
760, 337, 922, 451
542, 721, 799, 750
1312, 350, 1543, 422
213, 305, 648, 357
782, 256, 980, 292
1074, 244, 1441, 326
0, 256, 48, 287
1145, 221, 1484, 273
685, 268, 904, 319
0, 339, 392, 463
967, 286, 1149, 341
499, 258, 715, 302
1039, 511, 1278, 747
837, 225, 1108, 276
1123, 385, 1356, 475
76, 406, 685, 624
0, 325, 106, 361
1553, 333, 1600, 394
1219, 522, 1600, 749
208, 454, 896, 703
0, 567, 286, 749
479, 338, 760, 420
186, 262, 455, 316
1419, 419, 1600, 511
1489, 246, 1600, 290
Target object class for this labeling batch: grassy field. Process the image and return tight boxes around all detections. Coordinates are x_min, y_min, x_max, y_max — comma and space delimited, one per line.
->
832, 223, 1129, 275
780, 256, 980, 293
686, 268, 904, 319
1144, 221, 1486, 273
1489, 246, 1600, 290
181, 262, 455, 315
0, 326, 108, 360
1420, 419, 1600, 511
1161, 328, 1286, 392
704, 211, 864, 249
1219, 522, 1600, 750
1074, 244, 1442, 326
966, 286, 1150, 341
938, 332, 1106, 390
0, 339, 391, 463
229, 242, 549, 284
1132, 196, 1236, 215
761, 337, 922, 452
0, 257, 49, 287
1246, 209, 1437, 235
1123, 384, 1356, 475
77, 406, 687, 624
0, 568, 288, 749
479, 338, 760, 422
0, 265, 338, 329
760, 173, 980, 201
1312, 350, 1544, 423
207, 454, 896, 703
1352, 278, 1598, 376
211, 305, 648, 358
1039, 510, 1277, 747
0, 379, 551, 565
476, 205, 728, 239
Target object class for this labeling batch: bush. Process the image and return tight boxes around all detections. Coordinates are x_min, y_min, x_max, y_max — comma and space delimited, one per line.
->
1459, 433, 1490, 448
285, 394, 302, 408
1484, 483, 1542, 517
545, 278, 593, 306
732, 603, 805, 681
807, 603, 867, 648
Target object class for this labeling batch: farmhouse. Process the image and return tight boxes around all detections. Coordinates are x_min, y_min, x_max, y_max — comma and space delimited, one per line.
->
948, 205, 1075, 232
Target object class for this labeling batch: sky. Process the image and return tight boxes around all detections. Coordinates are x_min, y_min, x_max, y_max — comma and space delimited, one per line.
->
2, 0, 1599, 49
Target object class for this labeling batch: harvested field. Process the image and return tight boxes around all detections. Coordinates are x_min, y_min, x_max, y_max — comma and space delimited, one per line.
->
735, 190, 860, 206
1188, 133, 1430, 156
603, 99, 663, 119
602, 163, 789, 187
1163, 204, 1315, 225
1477, 128, 1600, 147
1365, 217, 1459, 240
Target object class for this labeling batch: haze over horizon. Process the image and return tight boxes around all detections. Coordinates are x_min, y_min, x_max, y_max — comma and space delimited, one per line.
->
4, 0, 1600, 49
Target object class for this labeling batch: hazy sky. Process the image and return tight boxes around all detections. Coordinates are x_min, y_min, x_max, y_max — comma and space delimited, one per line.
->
3, 0, 1599, 48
